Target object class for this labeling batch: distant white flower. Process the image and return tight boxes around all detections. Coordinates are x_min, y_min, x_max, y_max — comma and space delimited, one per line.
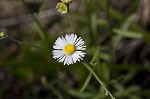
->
56, 2, 68, 14
61, 0, 72, 3
52, 34, 86, 65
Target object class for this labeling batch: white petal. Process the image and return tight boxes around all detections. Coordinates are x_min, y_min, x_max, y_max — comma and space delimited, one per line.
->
75, 39, 84, 47
70, 34, 74, 44
54, 37, 66, 48
65, 34, 69, 44
64, 55, 68, 65
52, 50, 64, 59
76, 46, 86, 50
68, 56, 74, 65
61, 36, 67, 45
72, 51, 85, 62
74, 37, 81, 45
72, 54, 78, 63
72, 34, 77, 44
53, 45, 63, 49
58, 54, 67, 63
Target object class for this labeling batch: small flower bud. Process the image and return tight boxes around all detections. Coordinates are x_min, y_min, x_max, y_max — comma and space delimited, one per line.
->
0, 32, 7, 38
56, 3, 68, 14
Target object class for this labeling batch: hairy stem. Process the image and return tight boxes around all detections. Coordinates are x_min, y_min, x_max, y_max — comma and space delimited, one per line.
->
67, 3, 75, 33
68, 13, 75, 33
83, 63, 115, 99
6, 36, 50, 52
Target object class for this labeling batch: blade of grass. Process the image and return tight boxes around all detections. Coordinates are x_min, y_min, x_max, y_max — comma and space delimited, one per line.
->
113, 29, 143, 38
80, 73, 92, 92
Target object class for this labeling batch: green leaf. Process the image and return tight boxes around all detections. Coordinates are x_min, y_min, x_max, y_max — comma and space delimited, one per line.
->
113, 29, 143, 38
68, 89, 93, 98
121, 14, 135, 30
90, 47, 99, 65
80, 73, 92, 92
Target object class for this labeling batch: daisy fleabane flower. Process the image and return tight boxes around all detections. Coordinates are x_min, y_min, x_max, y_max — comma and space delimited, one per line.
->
52, 34, 86, 65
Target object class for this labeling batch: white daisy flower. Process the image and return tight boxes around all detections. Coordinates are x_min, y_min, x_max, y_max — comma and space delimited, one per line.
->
52, 34, 86, 65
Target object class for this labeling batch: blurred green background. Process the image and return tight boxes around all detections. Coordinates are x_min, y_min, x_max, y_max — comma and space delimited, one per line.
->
0, 0, 150, 99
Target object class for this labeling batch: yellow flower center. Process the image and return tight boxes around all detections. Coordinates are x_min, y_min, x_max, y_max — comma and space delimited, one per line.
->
63, 44, 75, 55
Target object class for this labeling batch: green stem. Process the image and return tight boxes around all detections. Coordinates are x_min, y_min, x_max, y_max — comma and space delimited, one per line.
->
68, 12, 75, 33
6, 36, 50, 52
67, 3, 75, 33
83, 63, 115, 99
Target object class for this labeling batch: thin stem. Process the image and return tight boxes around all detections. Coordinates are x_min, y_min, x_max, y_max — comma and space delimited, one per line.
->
67, 3, 75, 33
68, 12, 75, 33
83, 63, 115, 99
6, 36, 50, 52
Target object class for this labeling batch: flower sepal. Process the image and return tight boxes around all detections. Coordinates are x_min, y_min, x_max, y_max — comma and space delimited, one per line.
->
61, 0, 72, 4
